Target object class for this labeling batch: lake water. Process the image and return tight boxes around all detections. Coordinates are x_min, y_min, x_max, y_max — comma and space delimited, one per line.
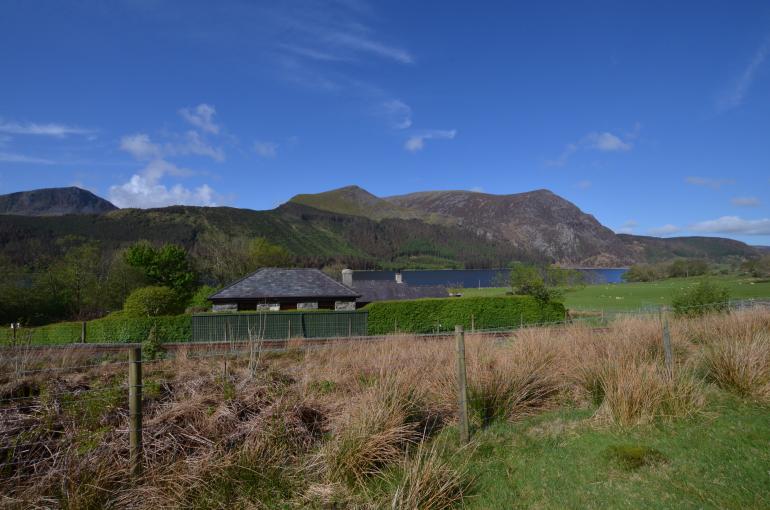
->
352, 268, 628, 287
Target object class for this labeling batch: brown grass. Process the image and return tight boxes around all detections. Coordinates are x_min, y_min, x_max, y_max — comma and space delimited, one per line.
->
1, 308, 768, 508
702, 331, 770, 401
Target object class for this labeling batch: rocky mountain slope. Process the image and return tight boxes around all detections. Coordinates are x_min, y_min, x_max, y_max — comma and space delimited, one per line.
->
385, 189, 634, 266
290, 186, 759, 266
0, 187, 117, 216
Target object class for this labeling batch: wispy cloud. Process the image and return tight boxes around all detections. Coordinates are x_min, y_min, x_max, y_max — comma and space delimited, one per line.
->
382, 99, 412, 129
323, 31, 413, 64
690, 216, 770, 236
547, 127, 636, 166
616, 220, 638, 234
0, 152, 55, 164
576, 180, 592, 190
717, 37, 770, 112
120, 133, 163, 160
120, 131, 224, 162
648, 224, 681, 236
731, 196, 761, 207
0, 120, 96, 138
404, 129, 456, 152
685, 176, 735, 190
179, 104, 220, 134
254, 140, 278, 158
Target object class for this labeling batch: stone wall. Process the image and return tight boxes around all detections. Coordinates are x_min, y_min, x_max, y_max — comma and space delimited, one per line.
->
335, 300, 356, 311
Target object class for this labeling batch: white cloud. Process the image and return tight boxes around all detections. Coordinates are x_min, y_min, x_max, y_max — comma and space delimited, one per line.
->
120, 131, 224, 162
588, 132, 632, 152
120, 133, 163, 160
576, 180, 592, 189
382, 99, 412, 129
469, 186, 484, 193
254, 140, 278, 158
648, 224, 681, 236
685, 176, 735, 189
109, 173, 218, 209
325, 32, 413, 64
616, 219, 638, 234
547, 128, 635, 166
179, 131, 225, 161
690, 216, 770, 235
731, 196, 760, 207
178, 104, 220, 134
404, 129, 457, 152
109, 159, 219, 208
0, 120, 96, 138
0, 152, 54, 164
717, 37, 770, 112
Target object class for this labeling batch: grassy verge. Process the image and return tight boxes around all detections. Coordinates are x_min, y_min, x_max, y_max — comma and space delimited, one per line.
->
459, 275, 770, 311
438, 393, 770, 509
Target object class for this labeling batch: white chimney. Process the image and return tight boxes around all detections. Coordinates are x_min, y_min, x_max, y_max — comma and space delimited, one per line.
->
342, 268, 354, 287
395, 271, 403, 284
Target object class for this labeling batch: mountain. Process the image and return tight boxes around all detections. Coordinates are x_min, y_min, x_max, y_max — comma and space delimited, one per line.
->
290, 185, 426, 222
385, 189, 634, 266
0, 187, 117, 216
290, 186, 760, 266
0, 200, 526, 271
0, 185, 759, 272
619, 235, 759, 262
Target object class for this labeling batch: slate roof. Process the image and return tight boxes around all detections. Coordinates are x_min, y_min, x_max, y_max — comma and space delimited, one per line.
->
210, 268, 360, 301
352, 281, 447, 303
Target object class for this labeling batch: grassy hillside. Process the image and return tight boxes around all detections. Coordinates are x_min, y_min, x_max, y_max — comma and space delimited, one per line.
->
0, 202, 528, 271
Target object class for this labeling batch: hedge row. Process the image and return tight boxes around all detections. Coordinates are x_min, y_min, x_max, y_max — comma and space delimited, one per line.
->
364, 296, 566, 335
9, 314, 191, 345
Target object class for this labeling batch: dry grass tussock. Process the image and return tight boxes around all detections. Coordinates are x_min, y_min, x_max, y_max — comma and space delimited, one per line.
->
1, 308, 768, 507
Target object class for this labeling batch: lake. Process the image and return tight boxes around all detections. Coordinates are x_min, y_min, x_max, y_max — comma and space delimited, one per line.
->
352, 268, 628, 287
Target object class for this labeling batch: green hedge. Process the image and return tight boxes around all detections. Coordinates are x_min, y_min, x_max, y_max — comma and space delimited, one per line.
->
8, 314, 191, 345
364, 296, 566, 335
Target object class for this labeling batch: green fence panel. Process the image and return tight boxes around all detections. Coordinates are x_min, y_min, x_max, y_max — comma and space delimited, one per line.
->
191, 311, 368, 342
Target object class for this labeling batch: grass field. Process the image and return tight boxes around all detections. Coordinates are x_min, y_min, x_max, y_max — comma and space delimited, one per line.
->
459, 275, 770, 311
444, 396, 770, 509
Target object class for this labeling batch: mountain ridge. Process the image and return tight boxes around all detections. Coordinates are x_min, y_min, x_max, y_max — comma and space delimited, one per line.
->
0, 185, 760, 268
0, 187, 117, 216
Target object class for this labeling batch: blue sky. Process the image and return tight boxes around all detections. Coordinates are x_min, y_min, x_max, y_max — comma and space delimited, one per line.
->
1, 0, 769, 245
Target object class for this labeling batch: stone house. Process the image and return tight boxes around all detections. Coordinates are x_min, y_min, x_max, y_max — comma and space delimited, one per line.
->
208, 268, 360, 312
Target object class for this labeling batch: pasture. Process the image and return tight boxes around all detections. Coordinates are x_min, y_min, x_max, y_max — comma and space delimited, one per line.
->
460, 275, 770, 311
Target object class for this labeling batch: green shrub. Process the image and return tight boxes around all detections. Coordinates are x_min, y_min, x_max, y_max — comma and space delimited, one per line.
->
26, 315, 191, 345
187, 285, 218, 311
671, 280, 730, 317
123, 286, 183, 318
365, 296, 565, 335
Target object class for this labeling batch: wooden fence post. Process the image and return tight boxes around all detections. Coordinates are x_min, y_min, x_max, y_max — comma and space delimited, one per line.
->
455, 325, 470, 444
80, 321, 87, 343
661, 308, 673, 376
128, 346, 143, 478
470, 314, 475, 333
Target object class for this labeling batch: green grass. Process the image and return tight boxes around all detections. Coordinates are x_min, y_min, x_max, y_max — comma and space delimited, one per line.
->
459, 275, 770, 311
438, 392, 770, 509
